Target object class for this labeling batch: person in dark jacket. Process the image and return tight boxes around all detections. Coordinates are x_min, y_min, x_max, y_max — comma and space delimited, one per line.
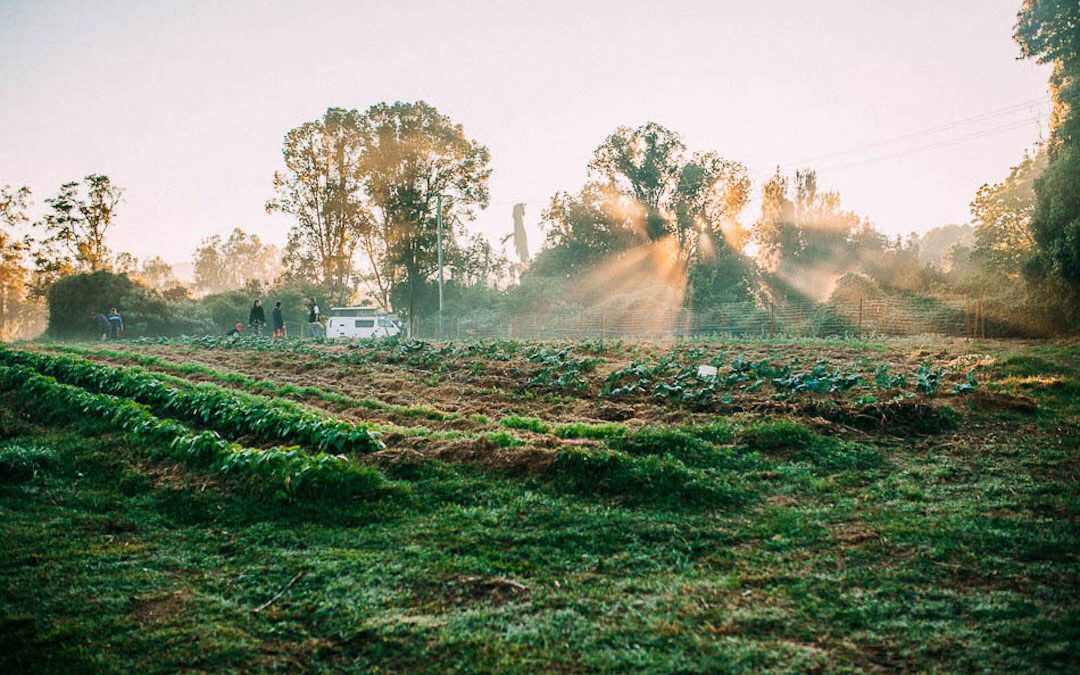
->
106, 308, 123, 339
271, 301, 285, 338
248, 300, 266, 336
306, 298, 323, 338
95, 312, 110, 340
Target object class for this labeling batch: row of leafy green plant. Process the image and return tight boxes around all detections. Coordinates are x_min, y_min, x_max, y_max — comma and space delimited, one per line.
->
601, 353, 977, 406
0, 349, 383, 454
0, 364, 390, 499
45, 344, 454, 422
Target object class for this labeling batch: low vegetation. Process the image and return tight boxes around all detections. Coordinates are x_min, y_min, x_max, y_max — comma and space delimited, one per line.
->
0, 336, 1076, 671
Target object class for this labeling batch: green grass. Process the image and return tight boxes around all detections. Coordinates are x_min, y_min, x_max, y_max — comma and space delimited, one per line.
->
0, 338, 1077, 671
553, 421, 627, 439
498, 414, 552, 434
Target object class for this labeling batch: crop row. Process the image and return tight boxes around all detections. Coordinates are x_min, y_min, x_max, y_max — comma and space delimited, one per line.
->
46, 344, 454, 421
0, 348, 383, 454
0, 364, 389, 499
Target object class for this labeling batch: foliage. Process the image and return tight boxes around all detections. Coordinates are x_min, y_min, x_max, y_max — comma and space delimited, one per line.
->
358, 101, 493, 320
44, 271, 217, 339
0, 348, 383, 455
193, 228, 281, 294
499, 414, 551, 434
0, 184, 42, 340
0, 441, 58, 483
1015, 0, 1080, 316
0, 364, 388, 499
266, 107, 368, 299
31, 174, 123, 289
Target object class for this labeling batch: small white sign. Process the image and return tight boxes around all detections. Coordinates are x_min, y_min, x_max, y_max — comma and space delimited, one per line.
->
697, 364, 718, 380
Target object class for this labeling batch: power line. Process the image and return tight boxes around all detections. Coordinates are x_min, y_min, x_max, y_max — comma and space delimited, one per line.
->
815, 115, 1042, 173
793, 97, 1049, 165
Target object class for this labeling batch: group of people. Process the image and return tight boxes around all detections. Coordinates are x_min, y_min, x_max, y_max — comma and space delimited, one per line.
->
95, 308, 124, 340
226, 298, 325, 338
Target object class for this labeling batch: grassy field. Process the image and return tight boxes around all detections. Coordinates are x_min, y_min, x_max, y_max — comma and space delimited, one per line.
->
0, 335, 1077, 672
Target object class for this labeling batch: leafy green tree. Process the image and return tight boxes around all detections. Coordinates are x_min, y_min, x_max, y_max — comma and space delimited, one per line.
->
0, 185, 41, 339
589, 123, 686, 240
534, 182, 646, 275
31, 175, 123, 286
356, 101, 491, 323
267, 108, 369, 300
1015, 0, 1080, 308
752, 170, 800, 271
134, 256, 178, 291
672, 151, 752, 261
194, 228, 281, 295
970, 147, 1047, 276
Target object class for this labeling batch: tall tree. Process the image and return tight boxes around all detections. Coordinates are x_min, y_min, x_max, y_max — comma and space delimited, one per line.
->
672, 151, 751, 261
589, 123, 687, 241
0, 185, 35, 339
194, 228, 281, 294
971, 147, 1048, 276
32, 175, 123, 284
267, 108, 369, 301
753, 170, 799, 271
356, 101, 491, 322
1015, 0, 1080, 306
135, 256, 178, 290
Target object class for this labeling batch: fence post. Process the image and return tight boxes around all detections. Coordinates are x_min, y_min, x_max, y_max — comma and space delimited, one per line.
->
720, 304, 725, 336
769, 302, 775, 339
602, 312, 608, 339
978, 292, 986, 339
858, 298, 864, 335
797, 303, 804, 337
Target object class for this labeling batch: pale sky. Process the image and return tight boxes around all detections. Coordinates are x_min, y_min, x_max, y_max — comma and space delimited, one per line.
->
0, 0, 1052, 269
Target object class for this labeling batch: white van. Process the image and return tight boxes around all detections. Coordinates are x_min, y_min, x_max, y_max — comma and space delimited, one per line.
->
326, 307, 404, 339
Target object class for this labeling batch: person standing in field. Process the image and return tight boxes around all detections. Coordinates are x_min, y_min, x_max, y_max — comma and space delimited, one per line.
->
248, 299, 266, 336
106, 307, 123, 340
306, 298, 322, 338
95, 312, 110, 341
271, 301, 284, 338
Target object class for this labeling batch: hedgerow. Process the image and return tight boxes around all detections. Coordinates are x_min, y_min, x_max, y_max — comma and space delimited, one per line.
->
0, 365, 390, 499
0, 348, 382, 454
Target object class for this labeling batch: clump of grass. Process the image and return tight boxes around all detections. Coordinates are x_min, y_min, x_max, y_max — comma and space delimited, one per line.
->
685, 419, 734, 444
997, 355, 1070, 378
553, 421, 627, 440
499, 414, 551, 434
740, 418, 882, 473
739, 419, 818, 453
0, 442, 59, 483
607, 425, 728, 469
468, 414, 491, 426
484, 430, 525, 448
550, 447, 749, 507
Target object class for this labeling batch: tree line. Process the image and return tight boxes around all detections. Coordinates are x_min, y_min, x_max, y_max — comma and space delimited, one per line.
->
0, 0, 1076, 339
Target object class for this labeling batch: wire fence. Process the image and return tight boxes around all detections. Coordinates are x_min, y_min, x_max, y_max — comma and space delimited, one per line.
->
414, 298, 1058, 341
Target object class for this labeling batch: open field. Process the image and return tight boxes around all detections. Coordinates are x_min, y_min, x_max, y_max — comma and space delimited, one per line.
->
1, 335, 1078, 672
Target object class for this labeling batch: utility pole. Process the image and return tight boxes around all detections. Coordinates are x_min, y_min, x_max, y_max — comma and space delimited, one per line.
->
436, 193, 444, 314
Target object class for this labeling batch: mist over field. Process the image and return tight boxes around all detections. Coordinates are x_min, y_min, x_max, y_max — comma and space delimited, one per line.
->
0, 1, 1077, 672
